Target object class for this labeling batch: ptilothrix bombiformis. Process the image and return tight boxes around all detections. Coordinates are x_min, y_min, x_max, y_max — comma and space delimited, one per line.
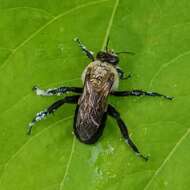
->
28, 37, 173, 161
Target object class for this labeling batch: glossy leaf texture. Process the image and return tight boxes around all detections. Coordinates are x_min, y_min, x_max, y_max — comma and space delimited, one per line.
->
0, 0, 190, 189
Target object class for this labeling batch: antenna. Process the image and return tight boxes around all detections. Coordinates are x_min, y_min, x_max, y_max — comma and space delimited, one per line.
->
116, 51, 135, 55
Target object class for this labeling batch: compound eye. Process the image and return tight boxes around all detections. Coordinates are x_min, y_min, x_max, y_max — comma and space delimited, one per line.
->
111, 56, 119, 64
109, 58, 115, 64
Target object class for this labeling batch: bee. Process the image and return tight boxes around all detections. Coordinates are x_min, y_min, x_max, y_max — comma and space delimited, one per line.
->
28, 37, 173, 161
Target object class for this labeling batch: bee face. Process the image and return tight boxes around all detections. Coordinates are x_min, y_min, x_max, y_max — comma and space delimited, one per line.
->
96, 51, 119, 65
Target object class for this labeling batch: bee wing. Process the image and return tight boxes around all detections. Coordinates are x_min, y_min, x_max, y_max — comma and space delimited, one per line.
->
75, 76, 114, 143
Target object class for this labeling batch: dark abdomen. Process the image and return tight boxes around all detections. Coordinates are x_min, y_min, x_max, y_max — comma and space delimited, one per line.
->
73, 104, 107, 144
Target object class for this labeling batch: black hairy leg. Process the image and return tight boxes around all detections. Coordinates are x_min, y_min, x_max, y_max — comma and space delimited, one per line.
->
27, 95, 79, 135
74, 37, 94, 61
107, 104, 148, 161
111, 90, 173, 100
33, 86, 82, 96
116, 67, 131, 80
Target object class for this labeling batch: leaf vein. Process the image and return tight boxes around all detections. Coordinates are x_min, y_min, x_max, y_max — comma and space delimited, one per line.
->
1, 6, 56, 18
143, 127, 190, 190
0, 0, 109, 71
149, 50, 190, 88
0, 115, 73, 184
58, 0, 120, 188
1, 77, 80, 116
59, 137, 76, 189
101, 0, 119, 50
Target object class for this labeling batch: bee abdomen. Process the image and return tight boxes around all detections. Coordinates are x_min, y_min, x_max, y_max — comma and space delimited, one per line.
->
74, 103, 107, 144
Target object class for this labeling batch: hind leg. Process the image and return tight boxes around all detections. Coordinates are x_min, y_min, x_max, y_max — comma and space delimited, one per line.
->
107, 104, 148, 161
28, 95, 79, 134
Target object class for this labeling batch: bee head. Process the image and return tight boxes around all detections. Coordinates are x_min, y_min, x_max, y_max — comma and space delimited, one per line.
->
96, 37, 134, 65
96, 51, 119, 65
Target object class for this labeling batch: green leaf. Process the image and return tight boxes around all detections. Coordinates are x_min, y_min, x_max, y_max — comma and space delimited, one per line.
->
0, 0, 190, 189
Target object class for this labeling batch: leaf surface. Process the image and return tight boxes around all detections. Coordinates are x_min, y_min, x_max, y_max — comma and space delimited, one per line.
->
0, 0, 190, 189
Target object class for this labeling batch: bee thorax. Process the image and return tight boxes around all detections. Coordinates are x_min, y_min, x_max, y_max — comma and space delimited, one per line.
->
81, 61, 119, 90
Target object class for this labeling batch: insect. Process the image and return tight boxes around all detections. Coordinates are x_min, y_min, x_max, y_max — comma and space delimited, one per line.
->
28, 37, 173, 161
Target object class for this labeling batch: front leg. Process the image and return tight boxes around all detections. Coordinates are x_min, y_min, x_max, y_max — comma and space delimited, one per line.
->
74, 37, 94, 61
111, 90, 173, 100
116, 67, 131, 80
33, 86, 82, 96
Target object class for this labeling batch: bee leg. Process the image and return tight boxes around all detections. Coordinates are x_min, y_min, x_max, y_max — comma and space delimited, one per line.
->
107, 104, 148, 161
74, 37, 94, 61
116, 67, 131, 80
125, 73, 132, 80
27, 95, 79, 135
111, 90, 173, 100
32, 86, 82, 96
